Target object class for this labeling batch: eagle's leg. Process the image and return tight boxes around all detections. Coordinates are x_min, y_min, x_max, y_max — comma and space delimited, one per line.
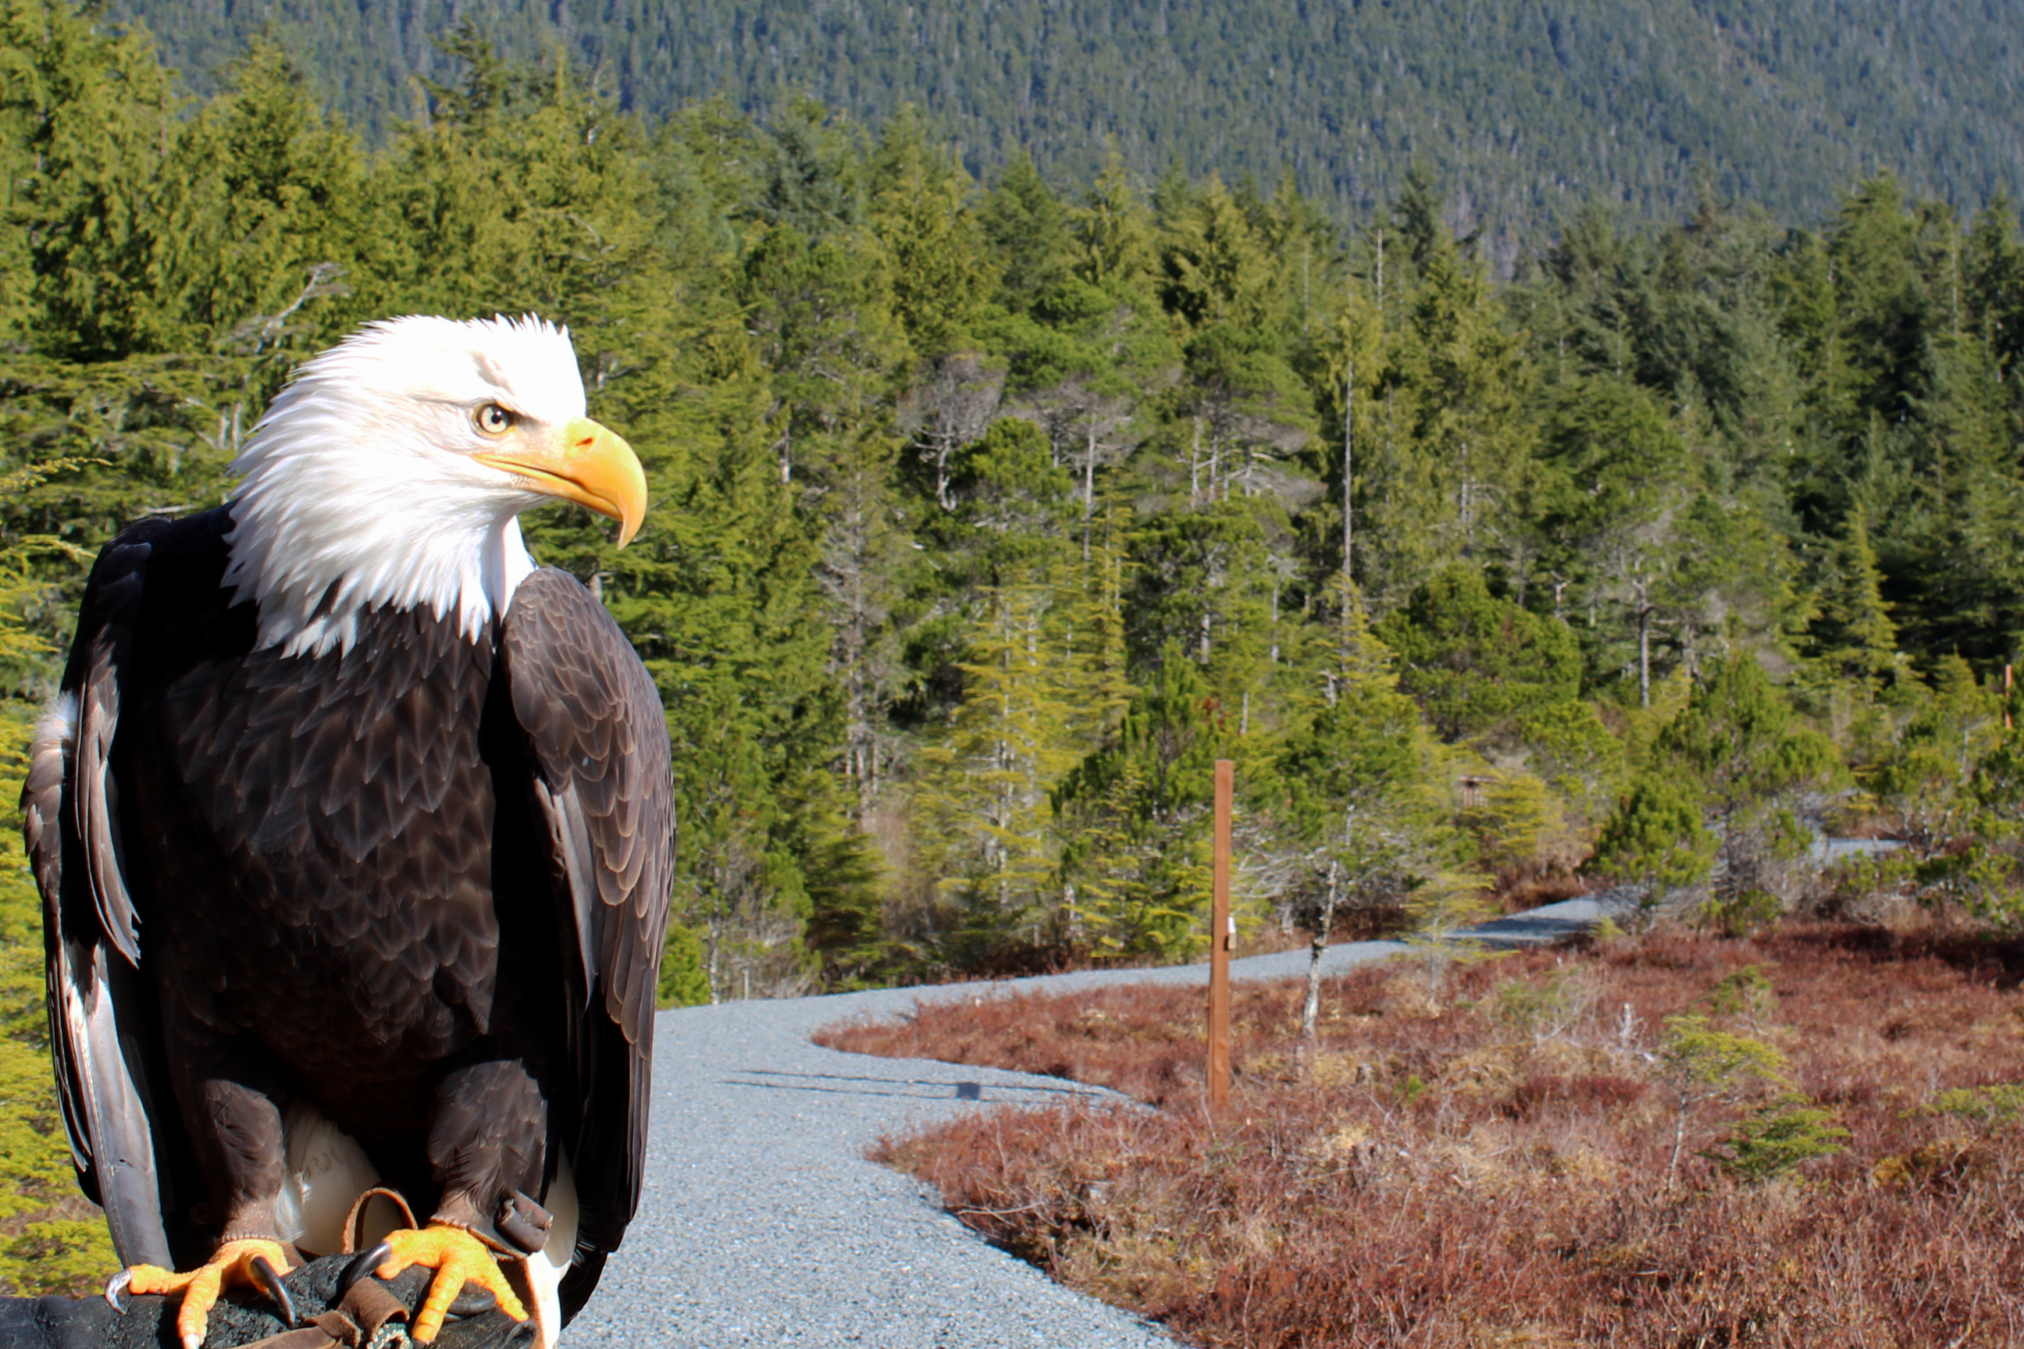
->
376, 1225, 530, 1342
122, 1019, 299, 1349
377, 1056, 542, 1343
120, 1238, 298, 1349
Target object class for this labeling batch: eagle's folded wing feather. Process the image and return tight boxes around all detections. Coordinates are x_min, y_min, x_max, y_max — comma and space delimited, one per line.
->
500, 568, 674, 1318
23, 527, 175, 1269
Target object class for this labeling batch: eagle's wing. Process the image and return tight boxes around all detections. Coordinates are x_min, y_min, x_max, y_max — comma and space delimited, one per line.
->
21, 525, 176, 1268
499, 568, 674, 1318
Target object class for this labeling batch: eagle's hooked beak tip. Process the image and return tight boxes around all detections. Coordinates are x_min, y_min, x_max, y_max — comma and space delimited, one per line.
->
476, 416, 648, 549
576, 417, 648, 549
614, 501, 643, 550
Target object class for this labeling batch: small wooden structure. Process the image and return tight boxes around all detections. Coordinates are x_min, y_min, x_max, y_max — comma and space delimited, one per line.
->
1208, 759, 1233, 1111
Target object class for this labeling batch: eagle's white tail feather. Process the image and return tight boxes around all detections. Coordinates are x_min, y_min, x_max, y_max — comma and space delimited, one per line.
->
274, 1103, 382, 1257
272, 1107, 577, 1345
524, 1155, 577, 1347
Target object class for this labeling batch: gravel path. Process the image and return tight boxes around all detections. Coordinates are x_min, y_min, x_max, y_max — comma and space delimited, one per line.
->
571, 897, 1619, 1347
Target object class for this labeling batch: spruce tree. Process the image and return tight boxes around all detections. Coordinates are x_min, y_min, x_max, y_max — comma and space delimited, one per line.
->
1271, 595, 1435, 1032
1054, 647, 1234, 960
1378, 565, 1580, 742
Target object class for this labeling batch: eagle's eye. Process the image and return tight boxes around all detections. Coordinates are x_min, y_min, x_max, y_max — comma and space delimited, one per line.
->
474, 403, 515, 436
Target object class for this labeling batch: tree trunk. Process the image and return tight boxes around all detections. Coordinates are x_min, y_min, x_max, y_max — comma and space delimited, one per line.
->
1342, 360, 1354, 595
1636, 572, 1652, 709
1190, 415, 1202, 506
1339, 360, 1354, 693
1302, 858, 1342, 1042
1458, 440, 1475, 547
935, 435, 955, 511
706, 910, 723, 1006
1082, 420, 1097, 562
1666, 1090, 1691, 1193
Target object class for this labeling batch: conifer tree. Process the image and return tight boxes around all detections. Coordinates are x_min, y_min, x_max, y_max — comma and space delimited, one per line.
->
1534, 374, 1694, 703
1964, 195, 2024, 386
1812, 503, 1898, 690
1590, 775, 1717, 923
740, 219, 910, 487
1070, 141, 1156, 289
867, 106, 992, 360
1054, 646, 1233, 959
1646, 653, 1842, 906
981, 149, 1073, 311
1378, 565, 1580, 742
1271, 593, 1433, 1034
914, 578, 1085, 958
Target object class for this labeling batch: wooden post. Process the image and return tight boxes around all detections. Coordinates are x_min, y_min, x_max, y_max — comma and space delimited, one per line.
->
1208, 759, 1234, 1111
2007, 664, 2014, 730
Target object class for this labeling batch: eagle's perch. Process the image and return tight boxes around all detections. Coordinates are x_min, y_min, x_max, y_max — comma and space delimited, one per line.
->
19, 316, 676, 1348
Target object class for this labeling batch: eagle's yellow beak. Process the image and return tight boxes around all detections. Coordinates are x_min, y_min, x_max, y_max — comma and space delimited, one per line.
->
475, 417, 648, 548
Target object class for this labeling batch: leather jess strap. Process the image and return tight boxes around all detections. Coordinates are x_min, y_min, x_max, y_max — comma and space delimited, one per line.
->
242, 1276, 411, 1349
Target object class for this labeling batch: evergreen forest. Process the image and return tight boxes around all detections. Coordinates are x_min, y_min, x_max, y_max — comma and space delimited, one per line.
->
7, 0, 2024, 1287
115, 0, 2024, 249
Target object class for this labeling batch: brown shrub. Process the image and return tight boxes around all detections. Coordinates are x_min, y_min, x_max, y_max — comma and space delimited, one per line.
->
825, 923, 2024, 1347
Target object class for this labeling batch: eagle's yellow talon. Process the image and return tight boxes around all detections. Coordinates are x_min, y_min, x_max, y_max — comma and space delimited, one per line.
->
119, 1238, 296, 1349
376, 1223, 529, 1344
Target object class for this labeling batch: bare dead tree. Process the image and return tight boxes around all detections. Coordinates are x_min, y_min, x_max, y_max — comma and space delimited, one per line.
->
898, 353, 1005, 509
815, 449, 903, 816
1011, 381, 1140, 559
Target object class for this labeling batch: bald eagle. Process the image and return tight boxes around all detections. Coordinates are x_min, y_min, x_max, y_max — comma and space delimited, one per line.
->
20, 316, 674, 1348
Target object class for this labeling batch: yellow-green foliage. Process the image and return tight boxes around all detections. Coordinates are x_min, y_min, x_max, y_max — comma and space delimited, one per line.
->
1463, 769, 1566, 874
658, 921, 712, 1009
1927, 1082, 2024, 1126
0, 705, 118, 1294
1661, 1013, 1789, 1090
1699, 963, 1779, 1019
1658, 1012, 1795, 1186
1704, 1097, 1848, 1184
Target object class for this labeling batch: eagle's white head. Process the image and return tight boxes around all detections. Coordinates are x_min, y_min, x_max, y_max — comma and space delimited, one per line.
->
222, 315, 647, 659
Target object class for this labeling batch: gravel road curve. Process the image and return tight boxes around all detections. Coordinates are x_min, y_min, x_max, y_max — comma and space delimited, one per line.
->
571, 897, 1619, 1348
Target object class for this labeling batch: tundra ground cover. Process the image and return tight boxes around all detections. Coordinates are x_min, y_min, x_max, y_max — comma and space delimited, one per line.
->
820, 924, 2024, 1347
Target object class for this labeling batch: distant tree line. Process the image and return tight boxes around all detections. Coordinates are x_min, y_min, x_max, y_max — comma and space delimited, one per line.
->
109, 0, 2024, 250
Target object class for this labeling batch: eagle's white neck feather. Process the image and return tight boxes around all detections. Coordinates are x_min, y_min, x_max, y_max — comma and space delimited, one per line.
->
222, 315, 584, 659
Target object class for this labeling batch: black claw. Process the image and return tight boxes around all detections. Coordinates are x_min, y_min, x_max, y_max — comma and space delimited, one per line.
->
249, 1254, 297, 1327
446, 1286, 497, 1318
103, 1269, 131, 1315
336, 1241, 392, 1298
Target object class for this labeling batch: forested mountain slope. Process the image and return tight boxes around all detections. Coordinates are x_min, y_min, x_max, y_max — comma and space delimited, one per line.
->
115, 0, 2024, 244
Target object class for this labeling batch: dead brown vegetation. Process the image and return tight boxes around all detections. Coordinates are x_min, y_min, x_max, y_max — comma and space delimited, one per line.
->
817, 923, 2024, 1347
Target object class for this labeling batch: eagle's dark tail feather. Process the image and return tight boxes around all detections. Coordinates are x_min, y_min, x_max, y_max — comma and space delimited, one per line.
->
558, 1248, 607, 1325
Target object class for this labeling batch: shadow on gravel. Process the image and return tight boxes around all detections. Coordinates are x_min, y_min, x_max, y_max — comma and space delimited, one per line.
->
724, 1067, 1102, 1104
